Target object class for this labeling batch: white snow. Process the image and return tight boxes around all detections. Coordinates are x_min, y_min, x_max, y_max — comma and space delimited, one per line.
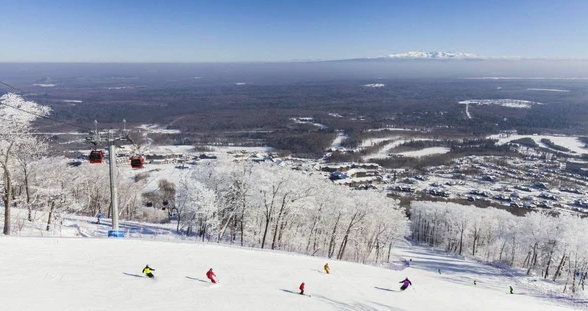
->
364, 83, 386, 88
290, 118, 328, 129
464, 103, 472, 119
32, 84, 56, 87
330, 131, 348, 149
396, 147, 450, 158
365, 128, 422, 133
62, 100, 83, 103
136, 124, 181, 135
235, 82, 247, 85
384, 51, 482, 60
459, 99, 542, 109
0, 235, 579, 311
0, 93, 51, 129
106, 86, 134, 90
363, 138, 433, 161
33, 132, 87, 136
207, 145, 273, 153
465, 77, 588, 80
489, 134, 588, 154
527, 88, 570, 92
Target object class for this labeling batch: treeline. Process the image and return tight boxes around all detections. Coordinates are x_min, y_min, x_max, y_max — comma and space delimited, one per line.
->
411, 202, 588, 294
540, 139, 570, 152
450, 139, 513, 155
177, 161, 408, 264
266, 130, 336, 157
29, 78, 588, 151
509, 137, 538, 148
392, 139, 449, 152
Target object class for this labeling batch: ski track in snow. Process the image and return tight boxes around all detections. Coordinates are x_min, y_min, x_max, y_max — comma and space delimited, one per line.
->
0, 235, 584, 311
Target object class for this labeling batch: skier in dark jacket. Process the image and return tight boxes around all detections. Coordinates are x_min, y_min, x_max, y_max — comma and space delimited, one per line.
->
399, 277, 412, 290
142, 265, 155, 278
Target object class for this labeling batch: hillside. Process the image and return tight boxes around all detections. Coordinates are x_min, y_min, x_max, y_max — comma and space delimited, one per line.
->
0, 233, 582, 311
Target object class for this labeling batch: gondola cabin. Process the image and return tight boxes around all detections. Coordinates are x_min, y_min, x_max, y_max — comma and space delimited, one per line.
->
130, 156, 144, 169
89, 150, 104, 164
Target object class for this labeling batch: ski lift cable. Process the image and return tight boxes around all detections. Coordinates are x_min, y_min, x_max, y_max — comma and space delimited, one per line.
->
0, 80, 94, 131
0, 98, 94, 132
0, 79, 122, 132
0, 80, 25, 93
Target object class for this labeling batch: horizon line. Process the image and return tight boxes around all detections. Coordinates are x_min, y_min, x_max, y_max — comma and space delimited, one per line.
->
2, 57, 588, 64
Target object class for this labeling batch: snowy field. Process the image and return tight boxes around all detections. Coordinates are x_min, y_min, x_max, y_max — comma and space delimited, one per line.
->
0, 236, 582, 311
488, 134, 587, 155
363, 138, 433, 161
396, 147, 450, 158
136, 124, 181, 135
330, 132, 349, 149
527, 88, 570, 92
459, 99, 542, 109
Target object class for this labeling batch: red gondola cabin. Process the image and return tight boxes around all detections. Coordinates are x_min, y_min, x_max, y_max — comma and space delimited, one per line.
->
89, 150, 104, 164
130, 156, 144, 169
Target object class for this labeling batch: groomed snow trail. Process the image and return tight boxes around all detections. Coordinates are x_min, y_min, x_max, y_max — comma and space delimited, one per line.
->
0, 237, 582, 311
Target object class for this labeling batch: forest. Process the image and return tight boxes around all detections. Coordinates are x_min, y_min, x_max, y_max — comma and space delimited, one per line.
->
2, 65, 586, 157
0, 93, 407, 264
410, 202, 588, 294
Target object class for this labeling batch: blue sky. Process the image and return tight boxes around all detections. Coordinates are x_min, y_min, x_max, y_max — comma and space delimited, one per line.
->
0, 0, 586, 62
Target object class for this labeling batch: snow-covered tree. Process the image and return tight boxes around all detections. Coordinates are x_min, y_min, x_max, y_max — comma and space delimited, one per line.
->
189, 159, 408, 263
410, 201, 588, 294
175, 176, 217, 238
0, 93, 50, 235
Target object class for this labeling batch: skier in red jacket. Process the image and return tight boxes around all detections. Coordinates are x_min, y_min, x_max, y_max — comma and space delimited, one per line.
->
299, 282, 305, 295
206, 268, 217, 284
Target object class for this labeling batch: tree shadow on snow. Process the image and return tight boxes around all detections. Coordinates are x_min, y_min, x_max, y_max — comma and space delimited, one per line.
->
510, 292, 588, 305
123, 272, 144, 278
374, 286, 396, 292
186, 276, 209, 283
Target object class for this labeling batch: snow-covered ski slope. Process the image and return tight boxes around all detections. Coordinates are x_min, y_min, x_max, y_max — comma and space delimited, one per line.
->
0, 237, 582, 311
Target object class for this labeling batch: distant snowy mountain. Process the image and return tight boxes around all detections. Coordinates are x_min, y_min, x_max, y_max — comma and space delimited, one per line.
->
383, 51, 483, 60
340, 51, 522, 61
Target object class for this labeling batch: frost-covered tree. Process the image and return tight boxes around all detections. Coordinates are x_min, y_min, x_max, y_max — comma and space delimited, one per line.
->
410, 201, 588, 294
175, 176, 217, 238
0, 93, 50, 235
14, 135, 48, 221
189, 159, 408, 263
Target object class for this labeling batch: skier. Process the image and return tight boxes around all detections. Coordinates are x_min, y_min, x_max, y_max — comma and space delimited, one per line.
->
96, 212, 102, 224
142, 265, 155, 278
438, 268, 442, 274
399, 277, 412, 290
509, 286, 513, 294
299, 282, 305, 295
324, 263, 330, 274
206, 268, 217, 284
474, 280, 477, 285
